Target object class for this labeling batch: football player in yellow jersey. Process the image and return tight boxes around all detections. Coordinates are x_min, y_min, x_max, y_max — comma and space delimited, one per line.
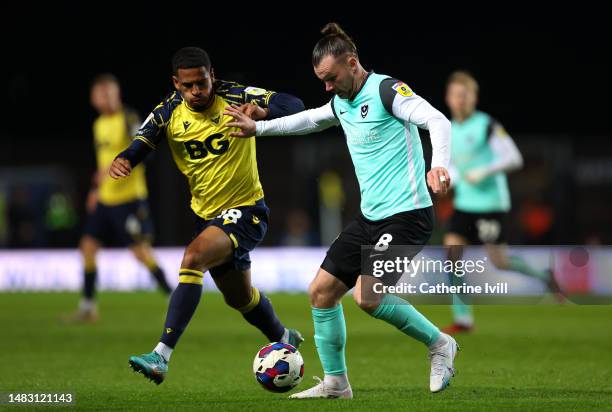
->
109, 47, 305, 384
65, 74, 172, 323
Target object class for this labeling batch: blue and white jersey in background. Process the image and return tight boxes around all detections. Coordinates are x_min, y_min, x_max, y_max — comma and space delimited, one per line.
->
450, 111, 523, 213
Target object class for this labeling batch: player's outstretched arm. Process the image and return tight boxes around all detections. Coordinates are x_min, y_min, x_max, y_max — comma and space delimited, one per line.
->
109, 136, 155, 179
225, 102, 339, 138
109, 92, 176, 178
217, 81, 304, 120
266, 92, 305, 119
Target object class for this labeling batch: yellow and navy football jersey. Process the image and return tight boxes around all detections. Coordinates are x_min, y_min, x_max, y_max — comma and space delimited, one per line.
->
94, 110, 148, 205
134, 80, 276, 220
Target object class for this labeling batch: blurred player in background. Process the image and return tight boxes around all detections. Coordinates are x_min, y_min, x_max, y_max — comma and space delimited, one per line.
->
442, 71, 560, 334
110, 47, 305, 384
65, 74, 172, 323
227, 23, 458, 398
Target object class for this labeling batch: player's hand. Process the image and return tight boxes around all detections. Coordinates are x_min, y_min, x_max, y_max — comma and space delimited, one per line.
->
224, 106, 257, 138
85, 190, 98, 214
109, 157, 132, 179
464, 168, 488, 184
233, 103, 269, 120
427, 167, 450, 194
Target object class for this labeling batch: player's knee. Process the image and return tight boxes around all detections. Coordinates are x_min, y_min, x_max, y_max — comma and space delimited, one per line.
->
183, 235, 232, 270
308, 282, 336, 307
130, 247, 146, 262
307, 282, 319, 305
181, 248, 205, 270
131, 245, 151, 262
79, 237, 98, 259
353, 289, 381, 314
308, 282, 323, 305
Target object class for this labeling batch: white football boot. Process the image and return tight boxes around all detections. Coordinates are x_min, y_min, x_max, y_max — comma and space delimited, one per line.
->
429, 332, 459, 392
289, 376, 353, 399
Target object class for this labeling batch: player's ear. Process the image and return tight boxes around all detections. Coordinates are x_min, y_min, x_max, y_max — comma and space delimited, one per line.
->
210, 67, 215, 83
347, 55, 358, 72
172, 76, 181, 91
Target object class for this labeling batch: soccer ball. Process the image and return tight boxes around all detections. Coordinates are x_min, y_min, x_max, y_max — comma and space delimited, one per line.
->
253, 342, 304, 392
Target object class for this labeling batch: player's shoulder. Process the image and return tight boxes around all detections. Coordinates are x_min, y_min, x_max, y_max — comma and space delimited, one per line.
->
379, 75, 414, 97
136, 91, 183, 139
214, 79, 255, 101
218, 79, 274, 95
154, 91, 183, 111
377, 74, 416, 112
475, 110, 492, 121
475, 111, 500, 128
214, 79, 274, 106
214, 79, 244, 93
476, 111, 508, 139
149, 91, 183, 124
213, 79, 243, 106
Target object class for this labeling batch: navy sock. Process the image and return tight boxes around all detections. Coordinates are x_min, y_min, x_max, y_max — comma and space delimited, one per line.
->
160, 269, 204, 348
83, 268, 97, 299
150, 266, 172, 295
240, 288, 285, 342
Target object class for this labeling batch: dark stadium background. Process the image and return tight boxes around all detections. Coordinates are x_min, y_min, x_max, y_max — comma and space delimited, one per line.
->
1, 6, 611, 248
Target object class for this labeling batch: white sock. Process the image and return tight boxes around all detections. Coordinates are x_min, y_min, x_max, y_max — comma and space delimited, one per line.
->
428, 332, 449, 350
79, 298, 96, 312
154, 342, 173, 362
454, 314, 474, 327
324, 374, 349, 389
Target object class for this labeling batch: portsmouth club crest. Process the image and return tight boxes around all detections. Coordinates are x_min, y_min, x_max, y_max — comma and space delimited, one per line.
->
360, 104, 369, 119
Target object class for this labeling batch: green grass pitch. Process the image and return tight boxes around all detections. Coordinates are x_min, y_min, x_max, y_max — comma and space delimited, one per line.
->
1, 292, 611, 411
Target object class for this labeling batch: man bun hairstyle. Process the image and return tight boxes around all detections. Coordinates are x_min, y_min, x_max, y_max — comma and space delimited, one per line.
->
312, 22, 358, 66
